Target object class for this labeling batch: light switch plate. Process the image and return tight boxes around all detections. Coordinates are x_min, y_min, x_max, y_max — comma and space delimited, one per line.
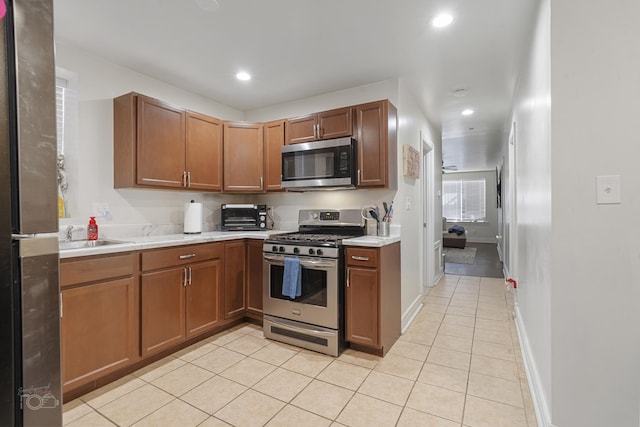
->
596, 175, 621, 204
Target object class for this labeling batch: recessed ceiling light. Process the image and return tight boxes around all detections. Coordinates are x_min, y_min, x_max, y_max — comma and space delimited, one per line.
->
195, 0, 219, 12
452, 88, 468, 97
432, 13, 453, 28
462, 109, 474, 116
236, 72, 251, 81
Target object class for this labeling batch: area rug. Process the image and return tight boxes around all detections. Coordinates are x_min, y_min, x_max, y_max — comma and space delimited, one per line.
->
444, 247, 477, 264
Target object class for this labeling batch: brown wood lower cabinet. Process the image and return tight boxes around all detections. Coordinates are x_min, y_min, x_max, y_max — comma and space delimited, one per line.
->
61, 238, 270, 400
60, 253, 138, 394
224, 240, 246, 319
345, 243, 401, 356
140, 243, 223, 357
246, 239, 264, 319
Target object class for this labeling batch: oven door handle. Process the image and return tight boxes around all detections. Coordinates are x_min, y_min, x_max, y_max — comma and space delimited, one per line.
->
263, 254, 336, 269
267, 317, 335, 337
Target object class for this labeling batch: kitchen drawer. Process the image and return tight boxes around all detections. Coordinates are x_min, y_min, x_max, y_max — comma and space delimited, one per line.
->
141, 242, 223, 271
346, 247, 378, 268
60, 252, 136, 288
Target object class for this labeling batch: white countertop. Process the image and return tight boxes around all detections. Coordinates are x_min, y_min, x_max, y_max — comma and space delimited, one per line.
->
59, 229, 401, 258
342, 233, 401, 247
58, 230, 287, 259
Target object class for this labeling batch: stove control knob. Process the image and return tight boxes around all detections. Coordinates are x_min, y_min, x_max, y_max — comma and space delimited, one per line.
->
272, 246, 278, 252
293, 247, 300, 254
279, 246, 285, 253
316, 249, 323, 256
308, 248, 315, 255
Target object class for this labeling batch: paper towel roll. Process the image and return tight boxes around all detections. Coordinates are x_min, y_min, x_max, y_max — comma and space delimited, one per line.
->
184, 200, 202, 234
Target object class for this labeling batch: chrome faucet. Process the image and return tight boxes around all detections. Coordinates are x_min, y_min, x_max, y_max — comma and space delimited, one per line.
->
65, 225, 73, 241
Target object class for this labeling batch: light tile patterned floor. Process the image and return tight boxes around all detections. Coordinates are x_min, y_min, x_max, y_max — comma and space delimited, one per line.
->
63, 275, 537, 427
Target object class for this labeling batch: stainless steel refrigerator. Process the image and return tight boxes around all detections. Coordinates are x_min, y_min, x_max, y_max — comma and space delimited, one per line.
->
1, 0, 62, 425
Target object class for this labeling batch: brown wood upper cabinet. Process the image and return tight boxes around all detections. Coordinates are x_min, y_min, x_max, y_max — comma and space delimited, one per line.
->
263, 120, 285, 191
114, 92, 223, 191
223, 122, 264, 192
285, 106, 352, 144
355, 100, 397, 189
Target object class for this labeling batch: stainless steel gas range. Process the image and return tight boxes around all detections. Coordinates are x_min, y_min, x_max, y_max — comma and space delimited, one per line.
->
262, 209, 365, 356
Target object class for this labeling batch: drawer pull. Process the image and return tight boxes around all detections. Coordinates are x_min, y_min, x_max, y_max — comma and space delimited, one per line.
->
179, 253, 196, 260
351, 255, 369, 261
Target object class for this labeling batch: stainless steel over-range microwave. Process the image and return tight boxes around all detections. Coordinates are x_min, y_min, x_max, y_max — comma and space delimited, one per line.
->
281, 137, 357, 190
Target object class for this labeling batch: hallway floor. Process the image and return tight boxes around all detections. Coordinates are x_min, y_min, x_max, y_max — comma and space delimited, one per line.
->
444, 243, 504, 278
63, 275, 536, 427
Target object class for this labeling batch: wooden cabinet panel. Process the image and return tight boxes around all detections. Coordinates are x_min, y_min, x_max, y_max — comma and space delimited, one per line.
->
346, 247, 378, 268
61, 277, 137, 393
356, 101, 386, 187
346, 267, 379, 346
141, 242, 224, 272
186, 111, 223, 191
318, 107, 352, 140
60, 253, 135, 287
264, 120, 285, 191
141, 267, 186, 356
114, 92, 225, 192
223, 122, 264, 192
224, 240, 246, 319
186, 259, 223, 338
285, 107, 352, 144
246, 240, 264, 317
345, 243, 400, 356
285, 114, 318, 145
136, 95, 186, 188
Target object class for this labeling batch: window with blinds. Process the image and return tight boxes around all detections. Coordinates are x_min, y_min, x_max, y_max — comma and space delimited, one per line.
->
55, 77, 66, 155
442, 178, 487, 222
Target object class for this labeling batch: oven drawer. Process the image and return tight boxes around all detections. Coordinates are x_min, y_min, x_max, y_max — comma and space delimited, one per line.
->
346, 247, 378, 268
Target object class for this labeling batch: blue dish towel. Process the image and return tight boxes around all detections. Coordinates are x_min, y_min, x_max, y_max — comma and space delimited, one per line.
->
282, 257, 302, 299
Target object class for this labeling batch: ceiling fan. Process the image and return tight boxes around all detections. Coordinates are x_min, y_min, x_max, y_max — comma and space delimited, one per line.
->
442, 161, 458, 172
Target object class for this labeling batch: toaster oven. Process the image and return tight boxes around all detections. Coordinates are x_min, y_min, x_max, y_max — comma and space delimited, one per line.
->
221, 204, 268, 230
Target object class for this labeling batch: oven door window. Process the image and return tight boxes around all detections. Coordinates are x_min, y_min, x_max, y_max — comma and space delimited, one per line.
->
269, 264, 327, 307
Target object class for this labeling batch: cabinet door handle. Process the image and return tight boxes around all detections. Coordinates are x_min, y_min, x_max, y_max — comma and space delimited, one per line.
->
351, 255, 370, 261
187, 171, 191, 187
59, 293, 63, 318
179, 253, 196, 260
319, 126, 323, 138
314, 124, 319, 139
182, 171, 187, 187
182, 267, 188, 287
260, 176, 263, 190
357, 169, 361, 185
346, 267, 350, 288
187, 266, 192, 285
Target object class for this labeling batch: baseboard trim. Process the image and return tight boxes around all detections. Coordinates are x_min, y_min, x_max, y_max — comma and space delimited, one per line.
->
402, 295, 423, 333
467, 237, 498, 244
514, 305, 554, 427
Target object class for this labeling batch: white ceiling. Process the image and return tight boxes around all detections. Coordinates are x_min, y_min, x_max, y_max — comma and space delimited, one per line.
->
53, 0, 537, 172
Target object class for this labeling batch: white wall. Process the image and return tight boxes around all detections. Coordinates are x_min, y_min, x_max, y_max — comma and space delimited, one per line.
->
549, 0, 640, 425
513, 0, 640, 426
510, 0, 553, 423
443, 170, 498, 243
55, 41, 246, 231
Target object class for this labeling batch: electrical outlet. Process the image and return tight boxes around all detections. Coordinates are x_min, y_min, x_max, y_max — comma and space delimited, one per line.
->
93, 202, 110, 217
405, 196, 412, 210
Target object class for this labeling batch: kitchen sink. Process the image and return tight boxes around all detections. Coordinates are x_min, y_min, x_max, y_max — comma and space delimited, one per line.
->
59, 239, 131, 250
